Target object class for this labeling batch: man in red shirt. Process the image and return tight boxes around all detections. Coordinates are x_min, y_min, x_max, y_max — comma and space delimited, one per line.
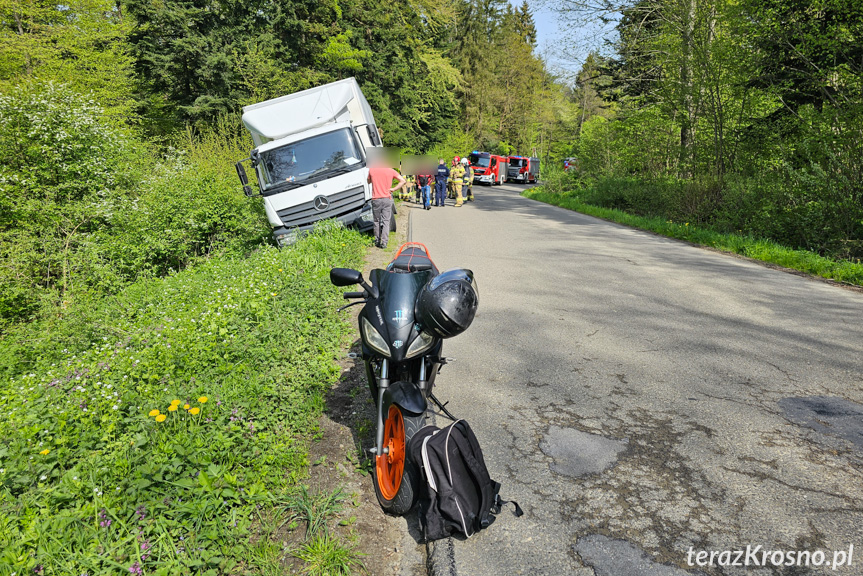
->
367, 163, 406, 249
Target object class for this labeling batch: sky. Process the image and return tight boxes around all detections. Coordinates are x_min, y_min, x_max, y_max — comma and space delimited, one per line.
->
510, 0, 619, 81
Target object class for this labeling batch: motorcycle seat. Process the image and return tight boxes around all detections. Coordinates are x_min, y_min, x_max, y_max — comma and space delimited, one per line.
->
387, 243, 438, 274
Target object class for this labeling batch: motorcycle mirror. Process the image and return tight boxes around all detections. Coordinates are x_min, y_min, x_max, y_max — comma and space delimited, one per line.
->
330, 268, 363, 287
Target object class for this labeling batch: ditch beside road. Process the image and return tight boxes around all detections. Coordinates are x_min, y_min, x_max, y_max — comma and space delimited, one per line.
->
412, 182, 863, 576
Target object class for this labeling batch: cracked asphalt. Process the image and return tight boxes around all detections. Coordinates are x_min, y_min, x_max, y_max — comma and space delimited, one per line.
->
410, 184, 863, 576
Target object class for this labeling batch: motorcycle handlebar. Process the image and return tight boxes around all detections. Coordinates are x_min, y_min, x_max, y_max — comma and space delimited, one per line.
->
343, 291, 365, 299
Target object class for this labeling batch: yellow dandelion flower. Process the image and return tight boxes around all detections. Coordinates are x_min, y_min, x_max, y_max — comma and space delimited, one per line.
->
183, 404, 190, 410
39, 449, 50, 455
168, 404, 178, 412
148, 409, 160, 417
198, 396, 208, 404
156, 414, 167, 422
189, 407, 200, 415
170, 399, 181, 406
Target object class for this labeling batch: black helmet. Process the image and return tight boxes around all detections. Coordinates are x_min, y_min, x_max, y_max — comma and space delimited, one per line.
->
416, 269, 479, 339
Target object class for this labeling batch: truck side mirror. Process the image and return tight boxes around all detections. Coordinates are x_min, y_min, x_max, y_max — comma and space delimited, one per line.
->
367, 125, 382, 147
235, 161, 255, 197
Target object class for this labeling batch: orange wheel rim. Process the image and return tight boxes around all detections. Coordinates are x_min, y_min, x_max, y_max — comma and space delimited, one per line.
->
376, 405, 405, 500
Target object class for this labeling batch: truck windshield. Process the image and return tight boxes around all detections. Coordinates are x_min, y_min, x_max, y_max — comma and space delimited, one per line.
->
469, 154, 490, 167
258, 128, 363, 190
510, 158, 526, 167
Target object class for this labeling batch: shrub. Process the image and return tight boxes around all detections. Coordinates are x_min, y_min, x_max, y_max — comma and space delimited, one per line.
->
0, 225, 369, 575
0, 83, 141, 327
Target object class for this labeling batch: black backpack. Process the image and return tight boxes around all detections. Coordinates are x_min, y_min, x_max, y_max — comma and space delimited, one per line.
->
409, 420, 522, 541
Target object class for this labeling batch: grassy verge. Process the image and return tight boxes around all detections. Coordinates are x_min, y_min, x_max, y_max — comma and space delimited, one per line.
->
524, 188, 863, 287
0, 223, 370, 575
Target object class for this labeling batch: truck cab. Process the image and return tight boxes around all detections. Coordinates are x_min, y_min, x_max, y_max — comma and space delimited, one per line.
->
469, 151, 508, 186
235, 78, 385, 246
507, 156, 528, 183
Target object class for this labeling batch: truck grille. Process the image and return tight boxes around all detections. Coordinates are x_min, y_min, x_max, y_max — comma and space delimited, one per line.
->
276, 186, 366, 228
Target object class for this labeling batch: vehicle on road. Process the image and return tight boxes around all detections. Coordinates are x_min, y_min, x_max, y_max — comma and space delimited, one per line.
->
469, 151, 509, 186
330, 243, 478, 514
507, 156, 529, 182
506, 155, 540, 183
235, 78, 386, 247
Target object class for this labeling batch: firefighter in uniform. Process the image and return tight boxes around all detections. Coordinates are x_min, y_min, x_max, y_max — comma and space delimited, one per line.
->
402, 174, 415, 201
447, 157, 459, 199
461, 158, 474, 202
452, 159, 466, 207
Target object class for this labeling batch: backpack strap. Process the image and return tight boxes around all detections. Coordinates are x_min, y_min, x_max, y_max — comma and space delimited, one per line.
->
492, 487, 524, 519
445, 421, 498, 531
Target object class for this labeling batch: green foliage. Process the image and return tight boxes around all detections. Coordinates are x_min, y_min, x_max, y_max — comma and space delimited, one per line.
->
0, 225, 369, 575
0, 0, 135, 116
0, 84, 141, 326
293, 532, 364, 576
555, 0, 863, 262
524, 186, 863, 286
0, 85, 269, 330
108, 122, 268, 279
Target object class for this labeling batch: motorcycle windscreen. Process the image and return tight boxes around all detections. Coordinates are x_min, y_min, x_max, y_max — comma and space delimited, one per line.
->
370, 269, 435, 361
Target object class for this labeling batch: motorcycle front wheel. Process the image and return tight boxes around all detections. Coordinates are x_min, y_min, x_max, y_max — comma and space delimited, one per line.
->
373, 404, 425, 515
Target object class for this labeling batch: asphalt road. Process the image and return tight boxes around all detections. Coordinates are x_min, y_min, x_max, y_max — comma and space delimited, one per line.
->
410, 183, 863, 576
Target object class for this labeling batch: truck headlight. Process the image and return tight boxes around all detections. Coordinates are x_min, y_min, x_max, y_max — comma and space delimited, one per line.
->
276, 230, 299, 247
360, 203, 374, 223
361, 317, 390, 358
405, 330, 435, 359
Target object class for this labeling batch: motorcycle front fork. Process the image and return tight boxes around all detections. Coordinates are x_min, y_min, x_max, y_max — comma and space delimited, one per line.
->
372, 358, 429, 456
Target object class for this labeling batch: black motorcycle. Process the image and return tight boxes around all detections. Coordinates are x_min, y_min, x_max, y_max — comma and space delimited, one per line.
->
330, 243, 478, 514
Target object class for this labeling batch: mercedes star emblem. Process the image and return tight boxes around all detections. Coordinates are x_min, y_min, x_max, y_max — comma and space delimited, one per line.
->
313, 196, 330, 211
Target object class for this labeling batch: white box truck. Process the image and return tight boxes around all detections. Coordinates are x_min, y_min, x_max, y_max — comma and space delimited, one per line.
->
235, 78, 389, 246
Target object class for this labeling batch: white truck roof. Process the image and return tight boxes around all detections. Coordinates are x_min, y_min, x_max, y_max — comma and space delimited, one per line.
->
242, 78, 376, 147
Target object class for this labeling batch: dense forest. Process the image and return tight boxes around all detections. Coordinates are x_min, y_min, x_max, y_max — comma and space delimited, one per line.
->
553, 0, 863, 262
0, 0, 575, 330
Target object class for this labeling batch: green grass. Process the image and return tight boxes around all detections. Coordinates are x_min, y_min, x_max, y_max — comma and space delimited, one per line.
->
524, 187, 863, 287
0, 223, 371, 575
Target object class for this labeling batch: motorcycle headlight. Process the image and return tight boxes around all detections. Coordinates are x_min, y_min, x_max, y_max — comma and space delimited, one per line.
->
405, 330, 435, 359
361, 317, 390, 358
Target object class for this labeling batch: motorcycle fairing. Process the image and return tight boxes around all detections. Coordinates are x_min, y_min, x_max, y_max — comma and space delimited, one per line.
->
365, 268, 435, 362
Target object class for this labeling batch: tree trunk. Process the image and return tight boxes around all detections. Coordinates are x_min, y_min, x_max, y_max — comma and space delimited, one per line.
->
679, 0, 696, 178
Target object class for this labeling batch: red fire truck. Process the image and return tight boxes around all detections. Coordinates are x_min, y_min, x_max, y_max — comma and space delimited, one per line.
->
469, 151, 509, 186
507, 156, 540, 184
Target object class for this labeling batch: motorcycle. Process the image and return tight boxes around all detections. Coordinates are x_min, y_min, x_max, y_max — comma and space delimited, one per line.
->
330, 243, 478, 514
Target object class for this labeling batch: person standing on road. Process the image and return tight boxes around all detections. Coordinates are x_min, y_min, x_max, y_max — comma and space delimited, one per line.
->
452, 159, 465, 207
434, 158, 449, 207
417, 173, 432, 210
448, 157, 460, 199
368, 162, 406, 249
461, 158, 474, 202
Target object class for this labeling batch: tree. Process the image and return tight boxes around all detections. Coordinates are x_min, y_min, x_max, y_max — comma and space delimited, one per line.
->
0, 0, 134, 115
